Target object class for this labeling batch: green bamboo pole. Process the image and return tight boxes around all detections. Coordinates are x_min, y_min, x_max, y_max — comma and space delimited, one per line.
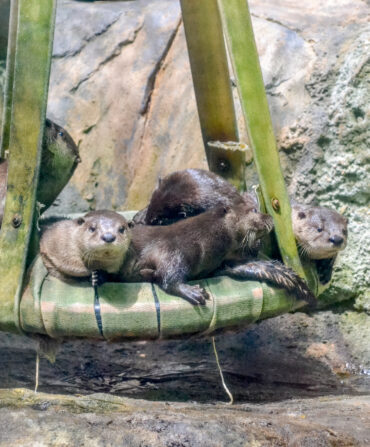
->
0, 0, 19, 158
218, 0, 306, 280
180, 0, 246, 191
0, 0, 56, 333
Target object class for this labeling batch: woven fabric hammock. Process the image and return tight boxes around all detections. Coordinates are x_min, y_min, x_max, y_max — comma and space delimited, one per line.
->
20, 255, 302, 341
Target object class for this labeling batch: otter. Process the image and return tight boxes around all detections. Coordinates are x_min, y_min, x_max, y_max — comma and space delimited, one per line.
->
291, 203, 347, 260
40, 210, 131, 282
133, 169, 348, 263
133, 169, 240, 225
121, 202, 316, 306
0, 119, 80, 227
291, 203, 348, 285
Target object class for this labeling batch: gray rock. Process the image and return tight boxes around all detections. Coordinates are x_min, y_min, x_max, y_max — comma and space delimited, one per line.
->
0, 389, 369, 446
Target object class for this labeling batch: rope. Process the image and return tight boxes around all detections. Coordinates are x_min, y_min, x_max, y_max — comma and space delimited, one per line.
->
201, 279, 217, 336
92, 271, 104, 338
212, 336, 233, 404
34, 351, 39, 393
151, 283, 161, 337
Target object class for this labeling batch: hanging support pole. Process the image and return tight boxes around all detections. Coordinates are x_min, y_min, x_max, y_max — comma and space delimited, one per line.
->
180, 0, 246, 191
218, 0, 308, 282
0, 0, 19, 158
0, 0, 57, 333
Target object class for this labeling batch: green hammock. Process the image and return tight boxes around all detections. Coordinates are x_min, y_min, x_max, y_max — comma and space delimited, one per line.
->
21, 255, 303, 341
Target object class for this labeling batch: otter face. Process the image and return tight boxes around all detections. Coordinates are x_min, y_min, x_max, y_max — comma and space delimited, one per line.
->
229, 195, 274, 255
292, 205, 348, 260
75, 210, 131, 272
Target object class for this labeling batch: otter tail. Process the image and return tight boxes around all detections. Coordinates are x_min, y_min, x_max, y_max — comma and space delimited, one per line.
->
219, 260, 316, 308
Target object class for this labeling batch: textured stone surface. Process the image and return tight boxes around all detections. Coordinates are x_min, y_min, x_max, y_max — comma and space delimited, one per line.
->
0, 389, 369, 447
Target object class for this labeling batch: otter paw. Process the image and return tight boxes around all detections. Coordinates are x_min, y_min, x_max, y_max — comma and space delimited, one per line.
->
184, 284, 210, 306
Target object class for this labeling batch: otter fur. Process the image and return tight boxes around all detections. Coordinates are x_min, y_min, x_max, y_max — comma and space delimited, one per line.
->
0, 119, 80, 227
291, 203, 347, 260
133, 169, 348, 263
40, 210, 130, 282
122, 202, 315, 306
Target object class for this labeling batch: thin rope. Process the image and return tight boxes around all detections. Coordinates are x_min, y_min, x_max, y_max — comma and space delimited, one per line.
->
211, 336, 233, 404
34, 351, 40, 393
92, 271, 104, 338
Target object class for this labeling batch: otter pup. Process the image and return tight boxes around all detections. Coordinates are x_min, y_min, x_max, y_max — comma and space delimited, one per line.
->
121, 202, 315, 306
0, 119, 80, 227
133, 169, 348, 262
133, 169, 240, 225
291, 204, 348, 285
291, 203, 348, 260
40, 210, 131, 282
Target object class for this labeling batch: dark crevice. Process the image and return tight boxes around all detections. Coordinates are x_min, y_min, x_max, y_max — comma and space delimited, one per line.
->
140, 18, 182, 116
250, 13, 301, 35
53, 14, 122, 60
70, 22, 143, 93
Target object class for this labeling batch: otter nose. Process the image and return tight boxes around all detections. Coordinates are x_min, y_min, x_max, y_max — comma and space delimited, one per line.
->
102, 232, 116, 243
329, 235, 344, 246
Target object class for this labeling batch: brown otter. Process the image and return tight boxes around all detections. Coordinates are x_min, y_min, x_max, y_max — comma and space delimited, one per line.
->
0, 119, 80, 227
133, 169, 348, 263
40, 210, 131, 282
291, 203, 348, 285
121, 202, 316, 306
291, 203, 348, 260
133, 169, 240, 226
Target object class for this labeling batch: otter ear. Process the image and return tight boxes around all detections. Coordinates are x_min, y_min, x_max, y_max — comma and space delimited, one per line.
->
128, 221, 135, 228
298, 211, 306, 220
76, 217, 85, 225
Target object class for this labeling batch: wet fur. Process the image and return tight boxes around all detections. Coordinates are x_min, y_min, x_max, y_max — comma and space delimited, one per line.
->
121, 203, 274, 305
133, 169, 243, 225
132, 169, 319, 304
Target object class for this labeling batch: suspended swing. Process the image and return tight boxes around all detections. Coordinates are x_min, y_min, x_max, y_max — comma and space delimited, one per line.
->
0, 0, 327, 341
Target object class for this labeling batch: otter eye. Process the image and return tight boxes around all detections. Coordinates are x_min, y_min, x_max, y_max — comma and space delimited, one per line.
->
89, 226, 96, 233
252, 208, 258, 213
77, 218, 85, 225
298, 212, 306, 219
317, 228, 323, 233
342, 229, 347, 236
58, 131, 64, 137
118, 226, 125, 234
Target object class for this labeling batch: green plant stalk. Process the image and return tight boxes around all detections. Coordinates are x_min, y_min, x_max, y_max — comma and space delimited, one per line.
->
180, 0, 245, 191
0, 0, 19, 158
218, 0, 307, 281
0, 0, 56, 333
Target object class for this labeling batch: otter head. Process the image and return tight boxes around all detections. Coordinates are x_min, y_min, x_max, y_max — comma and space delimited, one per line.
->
292, 204, 348, 260
226, 194, 274, 256
75, 210, 131, 273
